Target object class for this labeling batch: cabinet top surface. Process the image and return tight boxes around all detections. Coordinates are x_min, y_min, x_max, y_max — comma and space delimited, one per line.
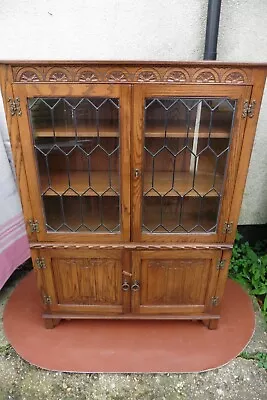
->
0, 60, 266, 67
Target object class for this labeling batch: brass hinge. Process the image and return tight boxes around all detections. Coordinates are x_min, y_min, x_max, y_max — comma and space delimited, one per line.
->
217, 260, 226, 270
242, 99, 256, 118
43, 295, 52, 305
223, 222, 233, 234
36, 258, 46, 269
29, 219, 40, 233
8, 97, 22, 116
211, 296, 219, 306
247, 100, 256, 118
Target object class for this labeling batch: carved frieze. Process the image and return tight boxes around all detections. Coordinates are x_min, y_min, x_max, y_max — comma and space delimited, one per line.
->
76, 68, 99, 82
164, 69, 189, 82
47, 68, 71, 82
12, 64, 251, 84
148, 259, 205, 269
106, 69, 129, 82
20, 71, 41, 82
16, 68, 43, 82
223, 70, 246, 84
193, 69, 219, 83
135, 69, 161, 82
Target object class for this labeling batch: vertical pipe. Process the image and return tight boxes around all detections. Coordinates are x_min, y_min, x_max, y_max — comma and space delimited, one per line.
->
204, 0, 222, 60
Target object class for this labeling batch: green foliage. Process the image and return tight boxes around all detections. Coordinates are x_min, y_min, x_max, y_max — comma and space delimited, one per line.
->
240, 351, 267, 369
257, 352, 267, 369
229, 233, 267, 320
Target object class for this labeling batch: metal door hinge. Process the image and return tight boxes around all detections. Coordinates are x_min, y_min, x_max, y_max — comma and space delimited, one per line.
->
8, 97, 22, 116
248, 100, 256, 118
36, 258, 46, 269
217, 260, 226, 270
43, 295, 52, 305
242, 99, 256, 118
211, 296, 219, 306
29, 219, 40, 233
223, 222, 233, 234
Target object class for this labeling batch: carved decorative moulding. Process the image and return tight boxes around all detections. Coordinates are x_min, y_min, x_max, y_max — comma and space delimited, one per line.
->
222, 70, 246, 84
193, 69, 220, 83
76, 68, 100, 82
18, 69, 42, 82
48, 71, 70, 82
12, 65, 251, 84
135, 68, 161, 82
64, 258, 102, 267
29, 243, 233, 250
106, 69, 129, 82
163, 69, 189, 82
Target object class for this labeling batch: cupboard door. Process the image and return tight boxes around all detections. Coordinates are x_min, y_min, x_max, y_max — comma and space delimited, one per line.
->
131, 249, 222, 317
13, 84, 131, 242
132, 84, 252, 242
32, 249, 131, 315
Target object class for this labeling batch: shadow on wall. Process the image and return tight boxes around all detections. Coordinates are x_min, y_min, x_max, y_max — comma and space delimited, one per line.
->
238, 224, 267, 245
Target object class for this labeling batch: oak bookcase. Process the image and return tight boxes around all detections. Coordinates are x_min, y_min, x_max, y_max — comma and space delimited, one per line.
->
0, 61, 266, 329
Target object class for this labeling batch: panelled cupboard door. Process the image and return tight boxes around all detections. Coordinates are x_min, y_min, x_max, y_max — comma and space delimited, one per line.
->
132, 84, 252, 243
13, 83, 131, 243
131, 250, 222, 317
32, 249, 130, 315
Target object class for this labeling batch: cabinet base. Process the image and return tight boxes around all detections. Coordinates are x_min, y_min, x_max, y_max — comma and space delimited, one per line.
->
43, 313, 220, 329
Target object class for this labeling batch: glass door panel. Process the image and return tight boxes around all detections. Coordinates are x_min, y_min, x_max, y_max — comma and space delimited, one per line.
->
28, 97, 120, 233
142, 97, 236, 233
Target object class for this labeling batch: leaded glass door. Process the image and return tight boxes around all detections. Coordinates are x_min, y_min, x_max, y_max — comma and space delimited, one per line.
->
15, 84, 131, 242
132, 84, 252, 242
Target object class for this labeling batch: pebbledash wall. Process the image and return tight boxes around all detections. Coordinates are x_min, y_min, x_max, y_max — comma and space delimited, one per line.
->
0, 0, 266, 224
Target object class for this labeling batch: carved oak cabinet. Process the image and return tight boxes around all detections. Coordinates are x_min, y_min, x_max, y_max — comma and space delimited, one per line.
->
0, 61, 266, 329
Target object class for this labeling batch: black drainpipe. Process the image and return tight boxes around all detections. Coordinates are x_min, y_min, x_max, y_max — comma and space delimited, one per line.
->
204, 0, 222, 60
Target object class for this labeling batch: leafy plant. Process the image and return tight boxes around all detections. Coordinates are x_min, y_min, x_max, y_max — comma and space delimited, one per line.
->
229, 233, 267, 320
240, 351, 267, 369
257, 352, 267, 369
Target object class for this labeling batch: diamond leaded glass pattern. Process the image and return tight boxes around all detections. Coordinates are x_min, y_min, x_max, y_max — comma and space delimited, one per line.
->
142, 97, 236, 233
28, 97, 120, 233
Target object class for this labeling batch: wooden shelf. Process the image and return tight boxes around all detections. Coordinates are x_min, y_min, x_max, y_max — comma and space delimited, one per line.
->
40, 171, 119, 196
145, 120, 230, 138
34, 121, 119, 138
145, 172, 222, 196
34, 120, 230, 139
40, 171, 222, 197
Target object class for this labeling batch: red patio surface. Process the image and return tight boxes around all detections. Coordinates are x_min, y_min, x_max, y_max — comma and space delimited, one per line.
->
3, 272, 255, 373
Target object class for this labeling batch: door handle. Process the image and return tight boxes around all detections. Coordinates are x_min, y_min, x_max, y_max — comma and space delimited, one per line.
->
122, 280, 130, 291
131, 280, 140, 292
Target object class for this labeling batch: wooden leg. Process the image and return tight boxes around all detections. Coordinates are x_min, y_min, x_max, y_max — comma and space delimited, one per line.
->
44, 318, 61, 329
202, 319, 219, 330
207, 319, 219, 330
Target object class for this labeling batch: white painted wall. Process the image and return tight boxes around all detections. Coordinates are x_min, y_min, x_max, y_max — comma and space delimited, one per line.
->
218, 0, 267, 224
0, 0, 208, 60
0, 0, 266, 224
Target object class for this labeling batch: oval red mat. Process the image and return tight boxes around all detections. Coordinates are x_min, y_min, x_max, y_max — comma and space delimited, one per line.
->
3, 272, 255, 373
